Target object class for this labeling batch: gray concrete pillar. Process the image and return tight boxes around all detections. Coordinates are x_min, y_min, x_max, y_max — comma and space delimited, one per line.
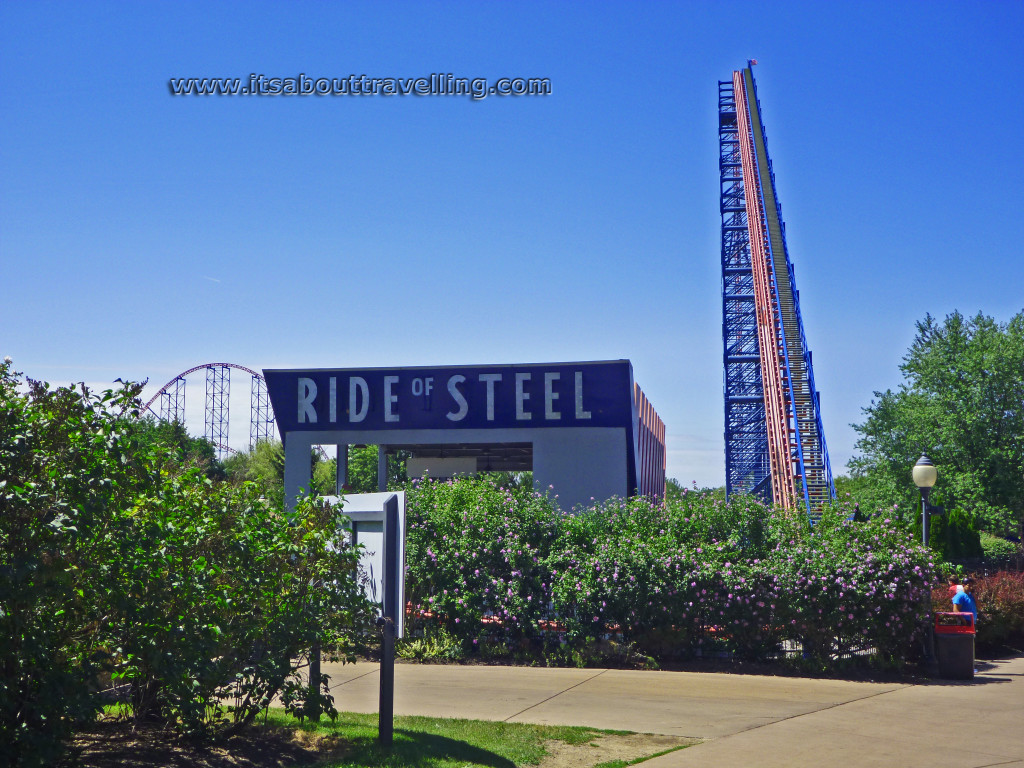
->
378, 445, 388, 492
283, 433, 312, 511
336, 444, 348, 494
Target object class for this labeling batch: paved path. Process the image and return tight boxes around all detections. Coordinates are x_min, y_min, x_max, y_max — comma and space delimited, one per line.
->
322, 655, 1024, 767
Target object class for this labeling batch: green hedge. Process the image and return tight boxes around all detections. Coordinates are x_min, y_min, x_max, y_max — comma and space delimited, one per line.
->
404, 477, 938, 668
979, 533, 1021, 563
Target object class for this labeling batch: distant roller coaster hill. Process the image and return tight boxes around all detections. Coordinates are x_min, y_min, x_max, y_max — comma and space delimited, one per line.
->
141, 363, 274, 459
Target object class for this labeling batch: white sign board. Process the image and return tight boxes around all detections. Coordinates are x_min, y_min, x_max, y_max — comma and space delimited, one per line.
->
323, 492, 406, 638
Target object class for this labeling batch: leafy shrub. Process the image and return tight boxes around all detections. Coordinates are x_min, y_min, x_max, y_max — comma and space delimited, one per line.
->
1, 366, 152, 767
397, 626, 465, 662
546, 494, 935, 664
102, 483, 372, 734
549, 496, 696, 651
973, 572, 1024, 646
770, 505, 937, 662
980, 533, 1020, 564
547, 491, 786, 660
0, 363, 373, 766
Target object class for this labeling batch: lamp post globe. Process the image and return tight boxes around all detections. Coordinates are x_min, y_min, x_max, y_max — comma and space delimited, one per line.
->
913, 455, 937, 490
913, 454, 937, 546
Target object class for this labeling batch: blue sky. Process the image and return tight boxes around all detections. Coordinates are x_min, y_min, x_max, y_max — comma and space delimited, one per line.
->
2, 1, 1022, 487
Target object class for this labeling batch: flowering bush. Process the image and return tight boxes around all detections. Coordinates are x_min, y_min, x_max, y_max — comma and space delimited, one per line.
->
404, 476, 561, 651
769, 505, 937, 662
549, 497, 697, 652
404, 479, 939, 669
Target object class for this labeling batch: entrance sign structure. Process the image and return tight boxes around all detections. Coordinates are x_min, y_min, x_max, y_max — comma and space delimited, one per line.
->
265, 359, 665, 511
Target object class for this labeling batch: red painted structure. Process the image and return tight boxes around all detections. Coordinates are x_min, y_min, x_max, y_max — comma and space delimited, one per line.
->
733, 72, 797, 509
634, 383, 666, 501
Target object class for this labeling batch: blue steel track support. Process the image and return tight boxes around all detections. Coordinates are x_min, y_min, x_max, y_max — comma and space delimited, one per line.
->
721, 64, 835, 514
720, 78, 772, 503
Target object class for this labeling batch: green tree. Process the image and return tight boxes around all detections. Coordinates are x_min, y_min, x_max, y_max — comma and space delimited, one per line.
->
850, 310, 1024, 539
127, 416, 224, 479
342, 445, 408, 493
223, 440, 337, 502
223, 439, 287, 502
313, 455, 339, 494
665, 478, 726, 504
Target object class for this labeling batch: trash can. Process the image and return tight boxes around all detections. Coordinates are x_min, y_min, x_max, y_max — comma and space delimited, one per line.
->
934, 612, 975, 679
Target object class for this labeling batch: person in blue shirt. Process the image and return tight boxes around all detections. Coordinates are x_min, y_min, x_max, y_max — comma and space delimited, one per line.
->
952, 577, 979, 626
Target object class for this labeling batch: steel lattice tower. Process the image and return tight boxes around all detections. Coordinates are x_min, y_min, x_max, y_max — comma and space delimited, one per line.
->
720, 62, 834, 514
205, 364, 230, 460
250, 373, 274, 448
158, 375, 186, 424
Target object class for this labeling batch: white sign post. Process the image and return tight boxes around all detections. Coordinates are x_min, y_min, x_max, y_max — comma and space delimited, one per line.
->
329, 491, 406, 638
323, 491, 405, 746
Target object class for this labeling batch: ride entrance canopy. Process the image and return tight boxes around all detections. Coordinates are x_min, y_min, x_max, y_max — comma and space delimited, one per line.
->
264, 359, 665, 512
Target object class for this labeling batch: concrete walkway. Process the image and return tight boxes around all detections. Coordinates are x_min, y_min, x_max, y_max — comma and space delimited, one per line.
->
322, 655, 1024, 767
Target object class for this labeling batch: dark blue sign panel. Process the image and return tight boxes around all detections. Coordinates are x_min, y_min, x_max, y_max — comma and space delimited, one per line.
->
264, 361, 634, 436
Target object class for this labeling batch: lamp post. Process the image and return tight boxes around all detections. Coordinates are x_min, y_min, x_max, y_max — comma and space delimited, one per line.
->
913, 454, 939, 668
913, 454, 938, 546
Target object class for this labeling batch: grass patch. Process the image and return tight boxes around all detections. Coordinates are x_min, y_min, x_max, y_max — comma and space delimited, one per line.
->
266, 708, 603, 767
593, 743, 689, 768
71, 708, 692, 768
